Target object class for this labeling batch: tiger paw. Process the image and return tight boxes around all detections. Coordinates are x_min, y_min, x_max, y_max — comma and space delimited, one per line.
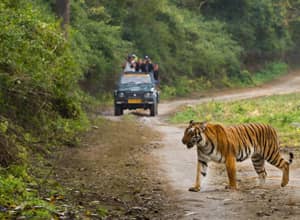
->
258, 177, 266, 185
225, 185, 237, 190
281, 180, 289, 187
188, 186, 200, 192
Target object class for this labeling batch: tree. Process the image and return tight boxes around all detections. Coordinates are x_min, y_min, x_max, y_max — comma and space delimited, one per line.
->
55, 0, 70, 36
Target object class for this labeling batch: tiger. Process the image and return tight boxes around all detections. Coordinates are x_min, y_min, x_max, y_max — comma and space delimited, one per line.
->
181, 120, 294, 192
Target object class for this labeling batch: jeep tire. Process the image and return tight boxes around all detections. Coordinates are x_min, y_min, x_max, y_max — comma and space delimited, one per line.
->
150, 103, 158, 117
114, 104, 123, 116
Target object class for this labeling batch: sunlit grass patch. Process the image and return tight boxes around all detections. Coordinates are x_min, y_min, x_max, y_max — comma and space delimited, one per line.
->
170, 93, 300, 146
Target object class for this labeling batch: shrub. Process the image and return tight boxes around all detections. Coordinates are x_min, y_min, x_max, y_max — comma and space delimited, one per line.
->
0, 0, 89, 152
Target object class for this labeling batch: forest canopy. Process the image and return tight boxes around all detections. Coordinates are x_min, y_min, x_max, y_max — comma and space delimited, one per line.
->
66, 0, 300, 94
1, 0, 300, 98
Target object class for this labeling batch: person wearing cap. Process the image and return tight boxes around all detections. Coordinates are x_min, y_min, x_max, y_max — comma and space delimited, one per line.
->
141, 55, 153, 73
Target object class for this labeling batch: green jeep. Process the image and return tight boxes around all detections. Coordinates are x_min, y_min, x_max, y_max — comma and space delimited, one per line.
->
114, 72, 159, 116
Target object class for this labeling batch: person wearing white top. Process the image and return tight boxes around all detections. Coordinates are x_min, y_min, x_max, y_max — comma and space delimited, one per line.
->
123, 54, 136, 72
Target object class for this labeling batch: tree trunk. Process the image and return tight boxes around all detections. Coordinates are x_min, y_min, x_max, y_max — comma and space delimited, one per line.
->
55, 0, 70, 37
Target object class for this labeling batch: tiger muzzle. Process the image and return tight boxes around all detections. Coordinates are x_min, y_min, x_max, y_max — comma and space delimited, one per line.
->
186, 143, 194, 148
182, 139, 192, 148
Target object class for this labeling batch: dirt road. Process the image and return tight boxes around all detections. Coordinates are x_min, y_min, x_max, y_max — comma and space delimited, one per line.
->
147, 71, 300, 219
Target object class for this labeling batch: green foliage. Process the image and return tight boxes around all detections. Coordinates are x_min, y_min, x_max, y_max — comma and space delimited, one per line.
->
194, 0, 293, 56
115, 1, 242, 83
0, 120, 8, 133
161, 76, 212, 99
0, 2, 93, 215
221, 62, 288, 88
0, 0, 89, 150
161, 61, 287, 99
0, 166, 55, 219
251, 62, 288, 85
70, 0, 133, 94
22, 0, 300, 98
171, 93, 300, 146
288, 1, 300, 54
97, 207, 109, 217
85, 0, 296, 97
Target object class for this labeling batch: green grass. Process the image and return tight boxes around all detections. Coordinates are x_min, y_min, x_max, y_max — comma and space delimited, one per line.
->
160, 76, 213, 99
170, 93, 300, 146
251, 62, 288, 85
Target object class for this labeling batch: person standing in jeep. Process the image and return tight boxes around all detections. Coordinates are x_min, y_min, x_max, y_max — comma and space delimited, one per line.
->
141, 55, 153, 73
153, 63, 159, 85
122, 54, 136, 72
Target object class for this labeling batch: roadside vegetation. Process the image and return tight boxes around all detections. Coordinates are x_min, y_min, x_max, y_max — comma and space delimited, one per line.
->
170, 93, 300, 146
0, 1, 89, 218
250, 62, 289, 86
161, 61, 289, 99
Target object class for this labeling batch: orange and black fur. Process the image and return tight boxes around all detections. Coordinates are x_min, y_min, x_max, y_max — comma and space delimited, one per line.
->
181, 121, 294, 192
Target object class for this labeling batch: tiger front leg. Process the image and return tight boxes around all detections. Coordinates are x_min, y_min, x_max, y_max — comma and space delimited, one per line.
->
189, 160, 201, 192
225, 155, 237, 190
189, 160, 208, 192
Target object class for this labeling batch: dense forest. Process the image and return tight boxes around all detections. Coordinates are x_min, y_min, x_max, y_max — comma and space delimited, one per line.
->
0, 0, 300, 218
2, 0, 300, 98
70, 0, 300, 95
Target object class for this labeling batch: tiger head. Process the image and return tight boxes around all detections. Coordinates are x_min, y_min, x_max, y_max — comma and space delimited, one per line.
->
182, 120, 207, 149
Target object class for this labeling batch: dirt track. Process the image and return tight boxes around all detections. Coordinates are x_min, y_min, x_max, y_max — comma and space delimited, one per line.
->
148, 70, 300, 219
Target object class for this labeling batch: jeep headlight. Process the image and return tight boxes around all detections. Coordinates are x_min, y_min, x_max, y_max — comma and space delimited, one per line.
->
118, 92, 125, 98
144, 92, 152, 98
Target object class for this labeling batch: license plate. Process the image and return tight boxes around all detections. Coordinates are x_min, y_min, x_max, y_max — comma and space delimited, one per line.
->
128, 99, 142, 104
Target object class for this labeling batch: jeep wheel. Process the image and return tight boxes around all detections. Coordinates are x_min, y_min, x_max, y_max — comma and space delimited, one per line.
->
114, 104, 123, 116
150, 103, 157, 117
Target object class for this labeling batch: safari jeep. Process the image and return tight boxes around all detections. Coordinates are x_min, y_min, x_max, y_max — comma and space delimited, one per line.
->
114, 72, 159, 116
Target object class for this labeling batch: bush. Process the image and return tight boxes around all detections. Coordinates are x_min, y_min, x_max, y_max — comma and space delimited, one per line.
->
0, 0, 89, 152
161, 76, 212, 99
251, 62, 288, 85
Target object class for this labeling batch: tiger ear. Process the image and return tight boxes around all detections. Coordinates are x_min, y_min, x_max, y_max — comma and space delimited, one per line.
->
189, 120, 194, 125
200, 122, 207, 131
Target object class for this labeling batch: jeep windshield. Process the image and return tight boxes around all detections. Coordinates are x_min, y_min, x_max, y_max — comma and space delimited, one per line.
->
119, 74, 153, 90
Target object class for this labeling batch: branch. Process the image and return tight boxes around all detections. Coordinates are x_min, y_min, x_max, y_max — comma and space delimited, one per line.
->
199, 0, 208, 10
